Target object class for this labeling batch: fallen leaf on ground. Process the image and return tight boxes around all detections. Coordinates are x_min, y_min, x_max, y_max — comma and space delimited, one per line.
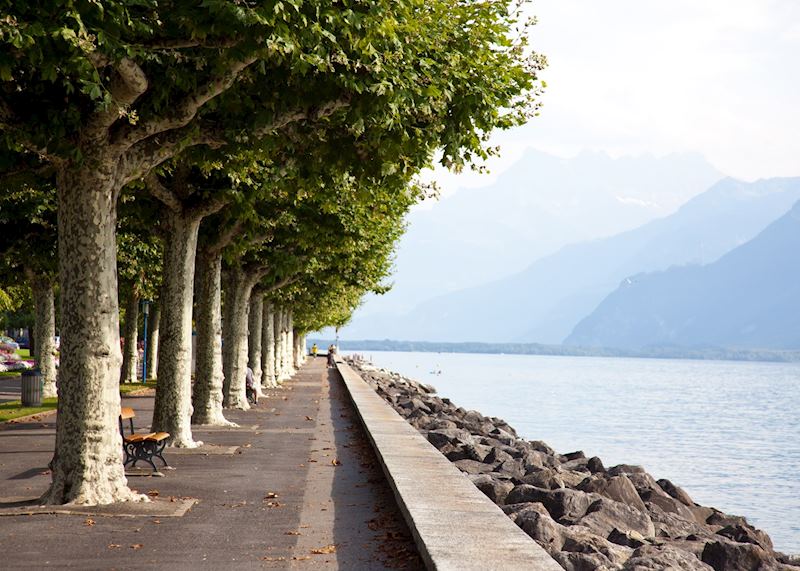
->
265, 501, 283, 508
284, 531, 301, 536
292, 556, 311, 561
151, 519, 161, 524
262, 556, 287, 561
311, 544, 337, 555
331, 458, 342, 466
84, 518, 95, 527
146, 489, 159, 497
304, 416, 314, 421
107, 544, 121, 549
264, 492, 278, 499
130, 544, 143, 550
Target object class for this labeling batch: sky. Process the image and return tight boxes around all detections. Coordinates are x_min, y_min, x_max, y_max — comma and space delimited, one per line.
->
430, 0, 800, 194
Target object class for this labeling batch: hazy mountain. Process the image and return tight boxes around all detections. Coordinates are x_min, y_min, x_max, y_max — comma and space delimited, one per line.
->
566, 200, 800, 350
342, 177, 800, 343
355, 149, 722, 317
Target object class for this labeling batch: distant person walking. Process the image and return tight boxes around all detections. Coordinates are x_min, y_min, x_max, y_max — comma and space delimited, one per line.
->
245, 366, 258, 405
327, 344, 336, 368
311, 343, 318, 358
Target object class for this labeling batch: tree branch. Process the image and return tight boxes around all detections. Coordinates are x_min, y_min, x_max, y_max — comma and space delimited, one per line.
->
112, 55, 259, 150
187, 194, 229, 220
204, 219, 244, 256
144, 173, 183, 212
263, 274, 299, 294
85, 58, 149, 140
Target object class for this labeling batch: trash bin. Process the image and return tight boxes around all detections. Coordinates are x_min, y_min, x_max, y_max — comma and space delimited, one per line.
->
21, 369, 43, 407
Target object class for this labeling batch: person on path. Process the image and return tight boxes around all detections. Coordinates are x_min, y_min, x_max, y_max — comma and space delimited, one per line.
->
327, 344, 336, 368
311, 343, 318, 358
245, 366, 258, 404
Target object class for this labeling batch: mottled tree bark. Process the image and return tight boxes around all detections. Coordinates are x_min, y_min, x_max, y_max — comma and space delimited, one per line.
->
285, 309, 296, 378
293, 329, 306, 370
261, 302, 276, 388
28, 274, 58, 398
274, 307, 286, 384
151, 211, 203, 447
247, 293, 266, 398
191, 250, 234, 426
222, 267, 260, 409
119, 287, 139, 384
44, 167, 142, 505
146, 302, 160, 380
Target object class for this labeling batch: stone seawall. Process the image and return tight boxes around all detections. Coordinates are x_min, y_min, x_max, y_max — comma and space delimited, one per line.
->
347, 358, 800, 571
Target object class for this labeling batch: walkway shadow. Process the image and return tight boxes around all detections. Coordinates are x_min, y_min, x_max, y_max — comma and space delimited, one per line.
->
325, 365, 423, 569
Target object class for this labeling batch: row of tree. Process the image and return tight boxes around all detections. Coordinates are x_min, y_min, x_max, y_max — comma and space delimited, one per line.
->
0, 0, 543, 505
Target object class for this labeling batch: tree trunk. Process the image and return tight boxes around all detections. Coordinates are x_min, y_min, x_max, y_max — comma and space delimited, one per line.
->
191, 250, 234, 426
29, 275, 58, 398
293, 329, 306, 370
247, 294, 264, 398
44, 167, 141, 505
285, 309, 295, 378
146, 302, 160, 380
151, 211, 203, 448
261, 302, 276, 388
119, 288, 139, 384
222, 267, 258, 409
274, 307, 286, 384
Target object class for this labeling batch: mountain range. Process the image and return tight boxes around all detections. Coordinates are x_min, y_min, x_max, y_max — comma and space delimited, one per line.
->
357, 149, 722, 317
566, 198, 800, 350
342, 176, 800, 347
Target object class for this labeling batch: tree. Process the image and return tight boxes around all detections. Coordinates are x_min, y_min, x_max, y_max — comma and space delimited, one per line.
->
116, 192, 162, 384
2, 0, 542, 504
0, 173, 59, 397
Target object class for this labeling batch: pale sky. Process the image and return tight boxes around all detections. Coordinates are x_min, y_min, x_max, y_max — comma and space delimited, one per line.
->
431, 0, 800, 193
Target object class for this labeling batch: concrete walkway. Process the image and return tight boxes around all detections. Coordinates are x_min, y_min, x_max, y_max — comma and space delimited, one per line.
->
0, 359, 422, 570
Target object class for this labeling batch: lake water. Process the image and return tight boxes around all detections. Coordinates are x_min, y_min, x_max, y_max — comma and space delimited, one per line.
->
347, 350, 800, 553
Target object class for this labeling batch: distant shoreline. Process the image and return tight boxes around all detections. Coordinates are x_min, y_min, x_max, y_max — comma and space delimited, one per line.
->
312, 338, 800, 363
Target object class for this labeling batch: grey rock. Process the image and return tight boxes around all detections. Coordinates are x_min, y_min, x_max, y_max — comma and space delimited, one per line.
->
623, 545, 713, 570
657, 478, 696, 507
468, 474, 515, 505
426, 428, 473, 449
716, 524, 773, 551
588, 456, 607, 473
521, 468, 566, 490
484, 447, 514, 465
553, 550, 617, 571
453, 459, 497, 475
578, 498, 655, 538
608, 528, 647, 549
529, 440, 557, 455
701, 540, 771, 571
608, 464, 647, 477
507, 487, 601, 523
581, 475, 648, 513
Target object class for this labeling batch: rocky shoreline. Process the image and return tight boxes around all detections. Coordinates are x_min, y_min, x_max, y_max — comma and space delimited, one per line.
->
347, 358, 799, 571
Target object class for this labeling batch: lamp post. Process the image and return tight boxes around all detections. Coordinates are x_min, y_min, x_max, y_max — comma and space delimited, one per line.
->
141, 300, 150, 383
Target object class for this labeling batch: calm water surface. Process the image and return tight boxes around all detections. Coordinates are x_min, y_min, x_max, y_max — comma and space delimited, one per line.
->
349, 351, 800, 553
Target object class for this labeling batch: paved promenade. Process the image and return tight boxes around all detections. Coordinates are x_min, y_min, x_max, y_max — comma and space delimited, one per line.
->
0, 359, 422, 570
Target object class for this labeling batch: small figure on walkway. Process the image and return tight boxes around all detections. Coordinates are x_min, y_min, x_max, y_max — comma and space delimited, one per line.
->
245, 366, 258, 405
327, 344, 336, 368
311, 343, 318, 358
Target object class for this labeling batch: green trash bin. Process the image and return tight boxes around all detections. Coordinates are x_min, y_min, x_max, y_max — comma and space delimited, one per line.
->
21, 369, 43, 407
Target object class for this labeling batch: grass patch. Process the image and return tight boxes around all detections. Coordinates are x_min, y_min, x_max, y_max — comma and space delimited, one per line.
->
16, 348, 31, 359
119, 380, 157, 394
0, 371, 21, 378
0, 397, 58, 423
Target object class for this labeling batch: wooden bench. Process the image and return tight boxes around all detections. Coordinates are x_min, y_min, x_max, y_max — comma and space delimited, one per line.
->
119, 407, 170, 473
